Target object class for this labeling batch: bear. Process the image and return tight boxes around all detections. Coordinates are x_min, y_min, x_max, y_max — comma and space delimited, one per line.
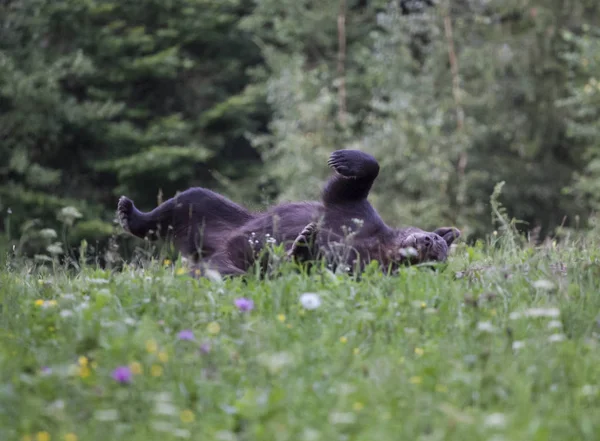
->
117, 149, 460, 277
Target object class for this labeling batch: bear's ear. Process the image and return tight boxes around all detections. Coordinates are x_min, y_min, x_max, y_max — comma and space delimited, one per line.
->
433, 227, 461, 246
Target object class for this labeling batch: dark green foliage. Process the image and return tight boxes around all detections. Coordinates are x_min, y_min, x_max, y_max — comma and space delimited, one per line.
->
0, 0, 268, 257
2, 0, 600, 261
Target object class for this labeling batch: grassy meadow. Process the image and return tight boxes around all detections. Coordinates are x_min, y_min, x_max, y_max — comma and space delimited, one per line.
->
1, 232, 600, 441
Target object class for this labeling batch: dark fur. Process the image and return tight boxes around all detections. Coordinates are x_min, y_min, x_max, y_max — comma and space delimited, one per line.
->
117, 150, 460, 277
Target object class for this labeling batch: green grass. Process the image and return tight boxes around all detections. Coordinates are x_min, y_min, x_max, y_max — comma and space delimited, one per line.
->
2, 235, 600, 441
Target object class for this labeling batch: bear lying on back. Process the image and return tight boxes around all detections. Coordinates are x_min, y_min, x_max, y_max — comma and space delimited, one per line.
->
117, 149, 460, 277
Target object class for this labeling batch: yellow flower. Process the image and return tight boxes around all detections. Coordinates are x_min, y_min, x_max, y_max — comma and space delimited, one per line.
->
414, 347, 424, 356
158, 351, 169, 363
420, 302, 427, 308
207, 321, 220, 335
353, 348, 360, 355
339, 336, 348, 344
79, 366, 91, 379
163, 259, 172, 266
146, 339, 158, 353
78, 356, 88, 367
129, 361, 143, 375
277, 314, 286, 323
150, 364, 163, 377
194, 269, 201, 276
36, 432, 50, 441
34, 299, 44, 307
409, 376, 422, 385
353, 402, 364, 412
64, 434, 77, 441
180, 409, 195, 424
435, 384, 448, 393
175, 268, 186, 276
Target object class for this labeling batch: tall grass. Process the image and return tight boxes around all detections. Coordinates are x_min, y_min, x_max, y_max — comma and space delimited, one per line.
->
1, 228, 600, 441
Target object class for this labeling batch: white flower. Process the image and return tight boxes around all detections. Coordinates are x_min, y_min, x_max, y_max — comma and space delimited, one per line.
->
548, 320, 562, 329
548, 333, 566, 342
484, 413, 506, 428
532, 279, 555, 291
300, 292, 322, 310
512, 341, 525, 350
509, 307, 560, 320
477, 321, 496, 333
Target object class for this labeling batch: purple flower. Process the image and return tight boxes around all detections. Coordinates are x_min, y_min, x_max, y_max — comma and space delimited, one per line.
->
112, 366, 132, 384
234, 297, 254, 312
40, 366, 52, 376
199, 342, 211, 354
177, 329, 195, 341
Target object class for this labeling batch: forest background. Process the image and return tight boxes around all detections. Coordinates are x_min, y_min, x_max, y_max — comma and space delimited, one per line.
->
1, 0, 600, 260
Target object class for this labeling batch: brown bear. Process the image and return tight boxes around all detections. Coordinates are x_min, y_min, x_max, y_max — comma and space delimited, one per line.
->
117, 149, 460, 276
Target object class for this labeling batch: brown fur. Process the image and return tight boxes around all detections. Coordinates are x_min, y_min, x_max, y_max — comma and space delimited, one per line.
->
117, 149, 460, 277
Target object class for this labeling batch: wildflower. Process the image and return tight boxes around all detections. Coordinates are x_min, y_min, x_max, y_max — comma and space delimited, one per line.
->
435, 384, 448, 393
409, 376, 422, 384
129, 361, 143, 375
420, 302, 427, 309
146, 339, 158, 353
353, 402, 364, 412
234, 297, 254, 312
175, 268, 186, 276
299, 292, 322, 310
194, 269, 202, 276
111, 366, 133, 384
64, 434, 77, 441
180, 409, 195, 424
163, 259, 172, 266
40, 366, 52, 376
532, 279, 555, 291
177, 329, 195, 341
512, 341, 525, 350
151, 364, 163, 377
34, 299, 44, 307
484, 413, 506, 428
339, 336, 348, 344
78, 356, 88, 367
276, 314, 286, 322
199, 342, 211, 354
414, 347, 424, 356
477, 321, 496, 333
353, 348, 360, 355
36, 432, 50, 441
158, 351, 169, 363
207, 322, 220, 335
510, 307, 560, 320
79, 366, 91, 379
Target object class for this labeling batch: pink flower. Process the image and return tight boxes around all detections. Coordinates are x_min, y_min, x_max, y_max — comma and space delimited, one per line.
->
234, 297, 254, 312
